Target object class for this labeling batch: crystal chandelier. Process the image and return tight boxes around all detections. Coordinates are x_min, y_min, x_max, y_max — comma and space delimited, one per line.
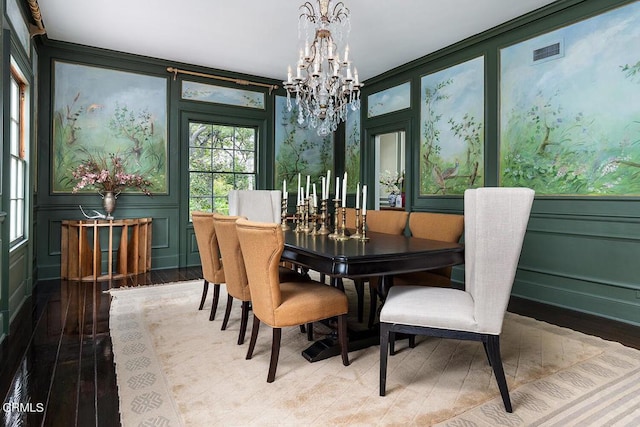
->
283, 0, 363, 136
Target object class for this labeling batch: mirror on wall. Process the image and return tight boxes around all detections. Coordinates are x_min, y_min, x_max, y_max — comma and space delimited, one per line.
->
374, 130, 405, 209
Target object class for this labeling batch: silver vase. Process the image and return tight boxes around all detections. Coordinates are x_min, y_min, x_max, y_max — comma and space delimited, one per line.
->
101, 191, 118, 219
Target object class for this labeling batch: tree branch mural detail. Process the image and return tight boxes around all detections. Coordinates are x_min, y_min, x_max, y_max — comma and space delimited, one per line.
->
500, 2, 640, 195
275, 96, 333, 195
420, 57, 485, 195
53, 62, 167, 193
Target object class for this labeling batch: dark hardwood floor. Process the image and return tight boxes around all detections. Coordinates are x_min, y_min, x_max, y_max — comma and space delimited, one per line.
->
1, 268, 639, 426
0, 267, 202, 427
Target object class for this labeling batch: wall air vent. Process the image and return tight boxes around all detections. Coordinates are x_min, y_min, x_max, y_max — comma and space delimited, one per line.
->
532, 40, 564, 64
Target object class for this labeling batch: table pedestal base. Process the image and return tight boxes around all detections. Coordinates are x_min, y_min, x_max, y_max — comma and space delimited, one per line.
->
302, 327, 380, 362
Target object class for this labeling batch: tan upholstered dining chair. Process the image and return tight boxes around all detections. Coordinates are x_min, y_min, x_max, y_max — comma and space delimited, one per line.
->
353, 210, 409, 324
236, 219, 350, 383
192, 211, 225, 321
213, 214, 253, 345
379, 187, 535, 413
213, 214, 307, 345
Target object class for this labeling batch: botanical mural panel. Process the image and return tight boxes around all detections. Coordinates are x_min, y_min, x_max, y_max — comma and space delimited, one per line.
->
500, 1, 640, 195
420, 56, 485, 195
53, 62, 168, 193
345, 111, 361, 192
367, 82, 411, 118
275, 96, 334, 196
181, 80, 265, 109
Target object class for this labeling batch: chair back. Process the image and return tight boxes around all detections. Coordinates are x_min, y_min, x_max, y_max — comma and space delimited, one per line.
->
228, 190, 281, 223
345, 207, 357, 230
235, 219, 284, 325
464, 187, 534, 334
213, 214, 251, 301
191, 211, 224, 283
409, 212, 464, 242
408, 212, 464, 282
365, 210, 409, 235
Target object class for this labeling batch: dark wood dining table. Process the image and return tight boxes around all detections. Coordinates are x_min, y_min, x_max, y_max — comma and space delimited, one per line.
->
280, 229, 465, 362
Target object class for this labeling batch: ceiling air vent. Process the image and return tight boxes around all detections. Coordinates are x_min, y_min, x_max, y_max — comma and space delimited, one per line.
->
532, 40, 564, 63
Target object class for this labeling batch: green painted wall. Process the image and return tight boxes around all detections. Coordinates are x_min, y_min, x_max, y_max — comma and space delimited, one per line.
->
360, 0, 640, 326
34, 40, 281, 280
32, 0, 640, 328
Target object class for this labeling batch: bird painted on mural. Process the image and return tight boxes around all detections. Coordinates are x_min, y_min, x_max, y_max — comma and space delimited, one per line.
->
441, 159, 460, 180
431, 159, 460, 194
432, 165, 446, 193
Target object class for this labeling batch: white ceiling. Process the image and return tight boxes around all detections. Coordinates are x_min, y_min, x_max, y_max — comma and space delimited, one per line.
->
37, 0, 558, 82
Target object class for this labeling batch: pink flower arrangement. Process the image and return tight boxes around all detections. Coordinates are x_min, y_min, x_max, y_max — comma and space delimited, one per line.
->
71, 153, 152, 195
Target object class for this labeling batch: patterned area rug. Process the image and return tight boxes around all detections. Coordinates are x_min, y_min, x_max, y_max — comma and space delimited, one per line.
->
109, 279, 640, 426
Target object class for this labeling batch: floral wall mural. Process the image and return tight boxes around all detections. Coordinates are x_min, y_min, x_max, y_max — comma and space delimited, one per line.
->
500, 1, 640, 195
345, 111, 360, 192
275, 96, 334, 197
52, 61, 168, 193
420, 56, 485, 195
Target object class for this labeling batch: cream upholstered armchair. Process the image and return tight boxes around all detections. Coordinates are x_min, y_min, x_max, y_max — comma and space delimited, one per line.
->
228, 190, 281, 223
191, 211, 225, 321
368, 212, 465, 328
379, 187, 534, 413
236, 219, 350, 383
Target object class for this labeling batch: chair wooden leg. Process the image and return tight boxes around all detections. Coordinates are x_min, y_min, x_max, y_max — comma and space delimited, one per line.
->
209, 283, 220, 321
267, 328, 282, 383
299, 324, 306, 333
238, 301, 250, 345
199, 279, 209, 310
379, 323, 390, 396
408, 335, 416, 348
338, 314, 350, 366
306, 323, 314, 341
221, 295, 233, 331
354, 280, 364, 322
486, 335, 512, 413
389, 331, 396, 355
482, 341, 492, 366
368, 283, 378, 329
246, 316, 260, 360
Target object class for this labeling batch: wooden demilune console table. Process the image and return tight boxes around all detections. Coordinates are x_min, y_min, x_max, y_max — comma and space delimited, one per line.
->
61, 218, 152, 281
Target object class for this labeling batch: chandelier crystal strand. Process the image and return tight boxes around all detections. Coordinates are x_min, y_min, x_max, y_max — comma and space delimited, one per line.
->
283, 0, 362, 136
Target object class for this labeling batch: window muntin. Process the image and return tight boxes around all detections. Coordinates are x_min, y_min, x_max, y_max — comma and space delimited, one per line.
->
188, 122, 257, 215
9, 70, 27, 244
